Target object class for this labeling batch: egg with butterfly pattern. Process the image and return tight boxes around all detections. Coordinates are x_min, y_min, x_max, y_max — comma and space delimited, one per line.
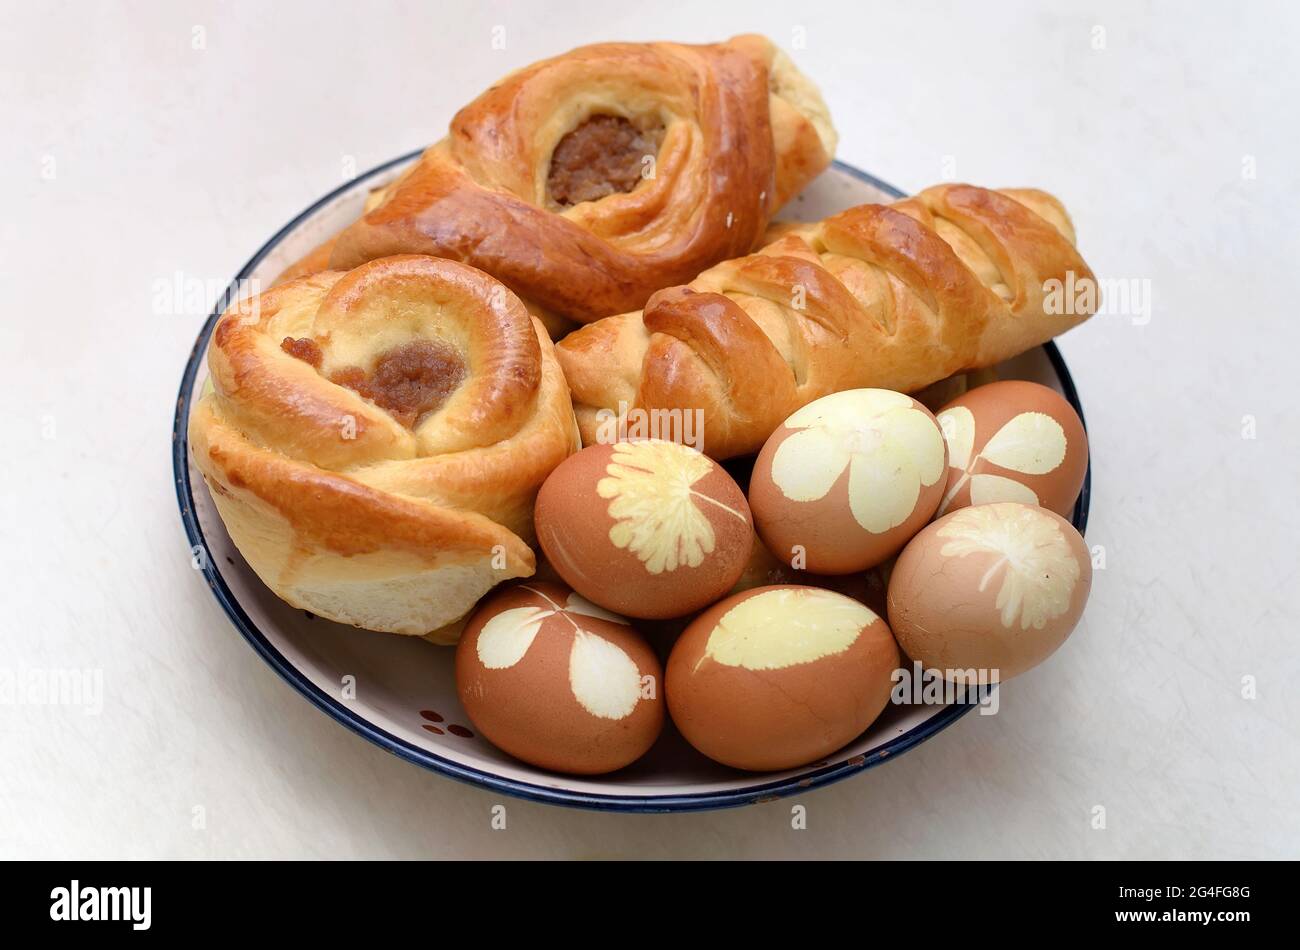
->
934, 381, 1088, 517
455, 582, 663, 775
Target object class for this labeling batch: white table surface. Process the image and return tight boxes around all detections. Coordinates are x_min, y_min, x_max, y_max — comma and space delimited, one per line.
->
3, 0, 1297, 859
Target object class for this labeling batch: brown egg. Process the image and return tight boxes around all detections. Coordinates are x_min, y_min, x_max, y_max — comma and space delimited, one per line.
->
534, 439, 753, 619
887, 503, 1091, 682
935, 380, 1088, 517
749, 389, 947, 574
666, 585, 900, 771
455, 582, 664, 775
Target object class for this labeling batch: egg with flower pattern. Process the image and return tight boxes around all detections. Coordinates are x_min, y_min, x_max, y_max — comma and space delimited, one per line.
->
935, 380, 1088, 517
748, 389, 947, 574
455, 582, 664, 774
887, 502, 1091, 681
534, 439, 753, 618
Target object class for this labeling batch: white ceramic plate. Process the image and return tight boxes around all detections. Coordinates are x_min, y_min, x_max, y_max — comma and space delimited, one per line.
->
173, 155, 1091, 811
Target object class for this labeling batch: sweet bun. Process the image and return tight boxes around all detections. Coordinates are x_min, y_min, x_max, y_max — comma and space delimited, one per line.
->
189, 255, 579, 639
279, 35, 836, 327
558, 184, 1096, 459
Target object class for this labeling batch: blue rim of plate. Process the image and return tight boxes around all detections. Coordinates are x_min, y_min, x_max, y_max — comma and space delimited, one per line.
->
173, 153, 1091, 813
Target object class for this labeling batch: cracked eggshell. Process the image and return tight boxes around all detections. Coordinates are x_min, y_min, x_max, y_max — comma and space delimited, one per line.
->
666, 585, 900, 771
935, 380, 1088, 517
749, 389, 948, 574
887, 502, 1091, 682
455, 582, 664, 775
534, 439, 753, 619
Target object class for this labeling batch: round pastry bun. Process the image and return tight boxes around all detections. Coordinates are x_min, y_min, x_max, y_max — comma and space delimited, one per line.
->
189, 255, 580, 638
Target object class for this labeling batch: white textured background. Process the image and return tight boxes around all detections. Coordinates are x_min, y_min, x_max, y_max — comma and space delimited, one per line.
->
2, 0, 1297, 858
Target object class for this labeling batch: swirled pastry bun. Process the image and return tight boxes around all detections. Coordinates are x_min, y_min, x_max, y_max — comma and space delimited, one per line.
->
280, 35, 836, 327
189, 255, 579, 641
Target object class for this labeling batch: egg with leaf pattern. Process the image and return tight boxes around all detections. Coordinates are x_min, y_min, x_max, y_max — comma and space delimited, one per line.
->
748, 389, 947, 574
666, 585, 900, 771
455, 582, 663, 774
534, 439, 753, 619
935, 381, 1088, 517
887, 502, 1091, 682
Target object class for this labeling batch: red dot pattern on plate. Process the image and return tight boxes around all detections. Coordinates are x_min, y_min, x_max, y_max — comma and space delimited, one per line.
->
418, 710, 473, 739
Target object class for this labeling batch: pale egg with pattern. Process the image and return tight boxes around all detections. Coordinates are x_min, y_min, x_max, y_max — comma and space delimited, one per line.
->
887, 502, 1092, 682
748, 389, 948, 574
666, 585, 900, 771
935, 380, 1088, 517
455, 582, 664, 774
534, 439, 753, 619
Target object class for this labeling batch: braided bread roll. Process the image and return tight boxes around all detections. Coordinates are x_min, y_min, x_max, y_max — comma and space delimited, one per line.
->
281, 35, 836, 327
189, 255, 579, 641
556, 184, 1097, 460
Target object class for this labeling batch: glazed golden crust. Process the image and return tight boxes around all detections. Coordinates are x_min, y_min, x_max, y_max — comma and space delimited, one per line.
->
292, 35, 834, 324
556, 185, 1097, 460
189, 255, 580, 638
